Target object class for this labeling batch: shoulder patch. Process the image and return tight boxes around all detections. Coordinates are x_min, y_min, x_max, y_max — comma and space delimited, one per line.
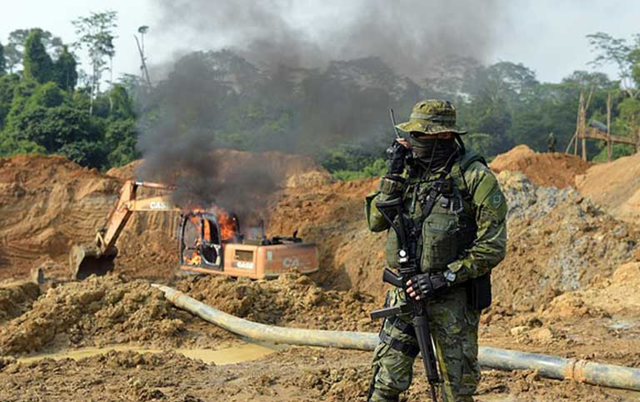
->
490, 191, 504, 208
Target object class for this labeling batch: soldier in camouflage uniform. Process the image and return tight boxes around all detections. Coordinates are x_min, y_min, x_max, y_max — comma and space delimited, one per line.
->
547, 132, 557, 153
365, 100, 508, 402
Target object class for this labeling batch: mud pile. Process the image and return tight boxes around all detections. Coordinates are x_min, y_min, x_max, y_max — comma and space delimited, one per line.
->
177, 273, 378, 332
494, 171, 638, 312
0, 276, 189, 355
0, 347, 630, 402
267, 178, 388, 296
490, 145, 590, 188
0, 350, 211, 402
576, 151, 640, 223
542, 261, 640, 319
0, 281, 39, 324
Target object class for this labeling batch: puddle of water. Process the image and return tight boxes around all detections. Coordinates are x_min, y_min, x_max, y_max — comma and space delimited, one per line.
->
178, 343, 283, 365
18, 342, 284, 365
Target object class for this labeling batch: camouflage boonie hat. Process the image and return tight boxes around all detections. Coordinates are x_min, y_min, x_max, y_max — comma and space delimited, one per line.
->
396, 99, 467, 135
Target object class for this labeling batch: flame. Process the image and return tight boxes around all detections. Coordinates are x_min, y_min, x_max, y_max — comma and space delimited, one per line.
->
214, 207, 237, 242
181, 204, 238, 267
183, 205, 238, 242
185, 253, 202, 266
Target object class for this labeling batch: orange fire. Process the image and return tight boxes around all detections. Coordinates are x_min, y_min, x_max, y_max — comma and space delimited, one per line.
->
185, 253, 202, 266
184, 205, 238, 242
214, 206, 237, 242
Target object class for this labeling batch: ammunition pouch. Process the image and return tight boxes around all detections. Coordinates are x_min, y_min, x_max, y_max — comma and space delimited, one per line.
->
466, 272, 492, 310
419, 210, 476, 273
379, 175, 405, 195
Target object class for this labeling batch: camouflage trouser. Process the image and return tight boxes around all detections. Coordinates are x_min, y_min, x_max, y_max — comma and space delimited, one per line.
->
368, 286, 480, 402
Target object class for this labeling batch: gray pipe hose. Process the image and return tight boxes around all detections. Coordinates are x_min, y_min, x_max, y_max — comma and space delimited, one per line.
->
153, 284, 640, 391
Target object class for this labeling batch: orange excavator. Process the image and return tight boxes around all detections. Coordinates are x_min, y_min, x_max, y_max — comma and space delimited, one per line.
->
69, 180, 319, 280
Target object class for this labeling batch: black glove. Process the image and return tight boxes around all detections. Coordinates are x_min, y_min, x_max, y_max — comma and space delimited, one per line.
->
386, 139, 410, 175
406, 272, 449, 300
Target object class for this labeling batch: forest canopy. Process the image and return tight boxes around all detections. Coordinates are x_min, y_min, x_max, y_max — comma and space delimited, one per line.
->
0, 14, 638, 177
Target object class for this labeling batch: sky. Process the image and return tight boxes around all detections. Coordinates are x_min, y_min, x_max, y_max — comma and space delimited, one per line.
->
1, 0, 639, 84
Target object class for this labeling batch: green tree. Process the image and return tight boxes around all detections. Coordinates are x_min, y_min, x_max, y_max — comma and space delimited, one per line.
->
0, 74, 19, 128
0, 42, 6, 75
3, 78, 39, 130
587, 32, 640, 98
23, 29, 53, 84
72, 11, 118, 114
4, 105, 106, 167
562, 70, 617, 90
105, 118, 139, 167
25, 81, 66, 109
4, 29, 62, 73
107, 84, 134, 119
53, 45, 78, 91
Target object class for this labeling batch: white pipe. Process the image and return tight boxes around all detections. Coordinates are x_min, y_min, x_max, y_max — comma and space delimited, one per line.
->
154, 284, 640, 391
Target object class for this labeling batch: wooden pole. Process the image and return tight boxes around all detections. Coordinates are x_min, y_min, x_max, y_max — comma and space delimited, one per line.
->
581, 101, 587, 161
565, 134, 576, 154
607, 93, 612, 162
580, 88, 595, 161
574, 92, 583, 156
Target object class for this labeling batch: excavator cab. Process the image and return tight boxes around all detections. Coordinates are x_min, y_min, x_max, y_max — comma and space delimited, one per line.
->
179, 212, 224, 271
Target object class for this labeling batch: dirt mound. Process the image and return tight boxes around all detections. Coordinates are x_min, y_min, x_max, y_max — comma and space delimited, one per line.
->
0, 155, 121, 279
0, 281, 39, 324
543, 261, 640, 319
267, 178, 388, 297
490, 145, 590, 188
0, 350, 211, 402
576, 152, 640, 223
0, 275, 189, 355
177, 273, 378, 332
493, 171, 638, 312
285, 170, 335, 188
2, 346, 628, 402
105, 159, 142, 180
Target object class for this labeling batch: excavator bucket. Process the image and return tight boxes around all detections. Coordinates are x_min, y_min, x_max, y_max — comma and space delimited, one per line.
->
69, 244, 117, 280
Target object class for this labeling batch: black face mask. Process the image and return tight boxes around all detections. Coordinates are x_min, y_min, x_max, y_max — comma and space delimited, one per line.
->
410, 136, 459, 171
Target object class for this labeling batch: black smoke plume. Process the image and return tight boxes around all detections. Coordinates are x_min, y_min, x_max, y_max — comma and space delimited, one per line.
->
136, 1, 510, 222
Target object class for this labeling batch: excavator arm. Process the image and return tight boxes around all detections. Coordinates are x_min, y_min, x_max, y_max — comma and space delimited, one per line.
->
70, 180, 180, 280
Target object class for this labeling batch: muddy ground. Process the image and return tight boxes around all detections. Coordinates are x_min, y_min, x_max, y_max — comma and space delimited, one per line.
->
0, 147, 639, 401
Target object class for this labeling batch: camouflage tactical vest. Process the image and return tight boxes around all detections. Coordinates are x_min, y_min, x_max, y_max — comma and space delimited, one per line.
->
385, 151, 486, 272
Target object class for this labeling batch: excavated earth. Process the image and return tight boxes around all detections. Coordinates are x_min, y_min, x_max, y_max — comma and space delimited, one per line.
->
489, 145, 591, 189
576, 151, 640, 223
0, 148, 639, 401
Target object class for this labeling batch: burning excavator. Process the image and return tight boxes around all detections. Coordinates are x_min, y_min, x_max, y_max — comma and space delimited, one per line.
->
69, 180, 319, 280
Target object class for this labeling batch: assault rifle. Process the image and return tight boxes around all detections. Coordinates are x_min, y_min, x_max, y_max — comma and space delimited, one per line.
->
370, 196, 441, 401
